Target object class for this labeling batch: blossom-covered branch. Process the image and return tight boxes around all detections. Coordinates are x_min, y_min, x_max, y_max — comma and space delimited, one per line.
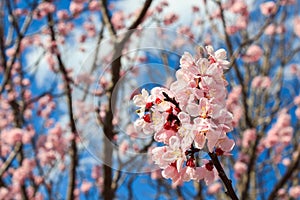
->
133, 46, 237, 198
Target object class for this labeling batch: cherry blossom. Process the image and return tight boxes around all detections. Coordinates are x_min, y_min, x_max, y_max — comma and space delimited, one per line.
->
111, 11, 126, 30
207, 182, 222, 194
242, 45, 263, 63
133, 46, 234, 185
260, 2, 277, 16
81, 181, 93, 194
265, 24, 276, 35
234, 161, 248, 179
289, 185, 300, 198
251, 76, 272, 89
242, 129, 256, 148
206, 46, 230, 69
163, 13, 179, 25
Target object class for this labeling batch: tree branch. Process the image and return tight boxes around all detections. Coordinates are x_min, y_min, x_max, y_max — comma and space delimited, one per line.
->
99, 0, 116, 39
120, 0, 152, 44
47, 12, 78, 200
0, 142, 22, 177
208, 152, 239, 200
101, 1, 152, 199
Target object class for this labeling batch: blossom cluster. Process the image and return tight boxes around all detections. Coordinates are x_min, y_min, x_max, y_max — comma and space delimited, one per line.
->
133, 46, 235, 185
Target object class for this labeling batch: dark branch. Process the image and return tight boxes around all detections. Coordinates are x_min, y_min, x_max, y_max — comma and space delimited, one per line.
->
208, 152, 239, 200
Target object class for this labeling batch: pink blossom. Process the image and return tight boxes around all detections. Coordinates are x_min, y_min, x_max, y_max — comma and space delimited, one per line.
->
111, 11, 125, 30
0, 188, 9, 199
162, 136, 185, 169
242, 129, 256, 148
230, 1, 248, 14
206, 46, 230, 69
13, 8, 28, 17
6, 47, 15, 57
26, 186, 34, 198
69, 2, 84, 15
155, 5, 163, 13
226, 25, 239, 35
162, 164, 184, 186
234, 161, 247, 179
216, 136, 235, 153
89, 0, 100, 11
133, 89, 150, 108
197, 161, 218, 185
282, 158, 291, 166
276, 24, 286, 34
294, 16, 300, 37
207, 182, 222, 194
73, 188, 80, 198
260, 2, 277, 16
161, 0, 169, 7
242, 45, 263, 63
133, 47, 234, 186
12, 159, 35, 186
57, 10, 69, 20
177, 26, 194, 40
24, 109, 32, 119
91, 165, 102, 179
265, 24, 276, 35
134, 117, 155, 135
119, 140, 129, 155
154, 128, 177, 144
34, 2, 56, 19
277, 189, 287, 198
22, 78, 30, 86
163, 13, 179, 25
236, 16, 248, 30
210, 9, 221, 19
179, 123, 198, 150
81, 181, 92, 193
192, 6, 200, 13
294, 96, 300, 105
126, 124, 138, 138
251, 76, 272, 89
152, 146, 170, 168
22, 128, 34, 144
58, 22, 74, 36
84, 22, 96, 37
76, 72, 95, 85
34, 176, 44, 185
226, 86, 242, 127
264, 109, 293, 148
2, 128, 23, 145
289, 186, 300, 198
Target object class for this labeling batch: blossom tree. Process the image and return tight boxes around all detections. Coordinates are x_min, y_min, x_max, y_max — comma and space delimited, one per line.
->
0, 0, 300, 200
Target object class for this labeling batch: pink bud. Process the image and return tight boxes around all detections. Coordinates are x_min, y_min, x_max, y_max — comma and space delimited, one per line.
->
242, 45, 263, 63
260, 2, 277, 16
